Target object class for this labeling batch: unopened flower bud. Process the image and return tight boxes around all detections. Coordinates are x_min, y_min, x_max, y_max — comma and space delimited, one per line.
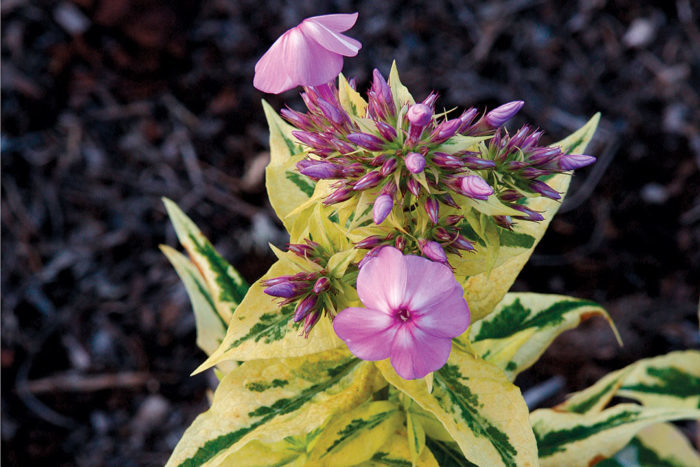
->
558, 154, 597, 170
280, 108, 314, 131
355, 235, 384, 249
527, 147, 561, 165
313, 277, 331, 294
372, 69, 393, 109
424, 197, 440, 224
342, 163, 365, 177
433, 227, 452, 242
440, 193, 460, 208
494, 215, 514, 229
422, 93, 438, 108
431, 119, 461, 144
394, 236, 406, 251
453, 235, 475, 251
373, 194, 394, 224
265, 281, 304, 299
528, 180, 561, 200
375, 121, 397, 141
520, 168, 549, 179
317, 98, 347, 126
485, 101, 524, 128
354, 171, 383, 191
458, 175, 493, 200
302, 310, 321, 337
297, 159, 341, 179
294, 295, 317, 322
462, 156, 496, 170
407, 103, 433, 142
511, 204, 544, 222
418, 239, 448, 263
330, 138, 355, 154
458, 108, 478, 132
444, 215, 463, 226
346, 132, 385, 151
405, 152, 426, 174
324, 187, 352, 205
432, 152, 463, 169
292, 130, 330, 151
500, 190, 523, 202
406, 178, 421, 196
380, 158, 398, 176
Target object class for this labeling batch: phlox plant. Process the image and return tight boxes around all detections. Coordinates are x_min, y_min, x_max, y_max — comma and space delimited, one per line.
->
161, 12, 700, 467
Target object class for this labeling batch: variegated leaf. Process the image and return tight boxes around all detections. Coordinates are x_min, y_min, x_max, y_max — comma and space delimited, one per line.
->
457, 114, 601, 322
338, 73, 367, 118
425, 438, 477, 467
377, 348, 538, 467
531, 403, 700, 467
556, 367, 631, 415
262, 100, 315, 231
470, 293, 620, 381
596, 422, 700, 467
388, 61, 415, 110
307, 401, 402, 466
194, 256, 343, 371
366, 428, 440, 467
167, 349, 380, 466
163, 199, 248, 325
161, 246, 226, 357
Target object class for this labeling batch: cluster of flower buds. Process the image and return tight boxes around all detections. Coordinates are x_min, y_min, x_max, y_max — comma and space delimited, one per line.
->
262, 240, 340, 337
355, 214, 475, 266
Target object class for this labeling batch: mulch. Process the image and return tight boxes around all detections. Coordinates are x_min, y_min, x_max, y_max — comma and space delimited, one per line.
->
2, 1, 699, 464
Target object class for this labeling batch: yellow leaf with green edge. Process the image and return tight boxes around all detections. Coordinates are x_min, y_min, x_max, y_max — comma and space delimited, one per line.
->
406, 401, 427, 465
365, 428, 440, 467
338, 73, 367, 118
469, 293, 621, 381
556, 367, 632, 415
596, 422, 700, 467
194, 258, 343, 372
376, 347, 538, 467
167, 349, 380, 467
163, 198, 249, 325
160, 246, 226, 357
262, 100, 315, 231
455, 114, 601, 321
617, 350, 700, 409
531, 403, 700, 467
389, 61, 415, 110
405, 401, 454, 443
308, 400, 402, 466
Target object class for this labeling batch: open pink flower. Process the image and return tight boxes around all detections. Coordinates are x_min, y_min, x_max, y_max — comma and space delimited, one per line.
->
333, 247, 470, 379
254, 13, 362, 94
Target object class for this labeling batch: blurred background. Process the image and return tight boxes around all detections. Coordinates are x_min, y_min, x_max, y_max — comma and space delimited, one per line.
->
2, 0, 699, 465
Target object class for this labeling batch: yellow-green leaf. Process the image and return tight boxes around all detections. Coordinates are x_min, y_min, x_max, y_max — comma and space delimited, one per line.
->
531, 403, 700, 467
388, 61, 415, 110
308, 400, 402, 466
377, 347, 538, 467
163, 198, 249, 325
406, 401, 427, 465
456, 113, 601, 321
470, 293, 620, 381
556, 367, 631, 415
194, 257, 343, 371
161, 246, 226, 357
167, 349, 379, 466
366, 428, 440, 467
338, 73, 367, 118
262, 100, 315, 231
596, 422, 700, 467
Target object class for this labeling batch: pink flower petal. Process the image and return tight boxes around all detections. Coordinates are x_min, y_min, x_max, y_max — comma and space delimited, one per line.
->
357, 247, 407, 311
300, 19, 361, 56
253, 32, 295, 94
402, 255, 459, 310
333, 307, 396, 360
414, 284, 470, 338
285, 27, 344, 87
306, 12, 358, 32
390, 325, 452, 379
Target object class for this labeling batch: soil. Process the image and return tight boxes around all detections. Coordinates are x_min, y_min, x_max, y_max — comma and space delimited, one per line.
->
2, 1, 699, 465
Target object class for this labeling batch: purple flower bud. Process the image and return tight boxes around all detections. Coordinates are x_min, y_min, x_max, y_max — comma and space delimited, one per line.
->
287, 242, 316, 257
370, 154, 387, 166
485, 101, 524, 128
506, 160, 528, 171
373, 194, 394, 224
317, 99, 347, 126
329, 138, 355, 155
462, 156, 496, 170
520, 168, 549, 179
355, 235, 384, 249
265, 282, 304, 299
521, 130, 543, 151
296, 159, 341, 179
528, 180, 561, 200
324, 187, 352, 205
453, 234, 475, 251
372, 69, 393, 109
458, 175, 494, 200
375, 121, 397, 141
394, 236, 406, 251
508, 125, 531, 148
348, 78, 357, 90
380, 158, 398, 176
405, 152, 426, 174
494, 215, 514, 229
419, 239, 448, 263
527, 147, 561, 165
302, 311, 321, 337
422, 93, 438, 108
432, 151, 463, 169
381, 180, 397, 196
511, 204, 544, 222
444, 215, 463, 226
358, 246, 385, 269
342, 163, 365, 177
294, 295, 317, 322
407, 103, 433, 127
280, 108, 314, 131
500, 190, 523, 202
431, 119, 462, 144
440, 193, 460, 208
346, 132, 385, 151
558, 154, 597, 170
353, 171, 383, 191
433, 227, 452, 242
458, 108, 479, 132
263, 275, 293, 287
424, 198, 439, 224
292, 130, 331, 151
313, 277, 330, 294
406, 177, 421, 196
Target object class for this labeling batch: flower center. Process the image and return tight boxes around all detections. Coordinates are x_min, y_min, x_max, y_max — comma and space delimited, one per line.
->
397, 307, 412, 322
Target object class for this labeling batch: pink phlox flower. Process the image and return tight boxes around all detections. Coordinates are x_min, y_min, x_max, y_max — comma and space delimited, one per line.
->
333, 247, 470, 380
254, 13, 362, 94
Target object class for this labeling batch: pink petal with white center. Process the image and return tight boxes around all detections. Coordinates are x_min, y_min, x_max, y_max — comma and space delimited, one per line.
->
414, 284, 470, 339
389, 325, 452, 380
306, 12, 358, 32
300, 19, 361, 56
333, 307, 396, 361
357, 247, 407, 312
253, 32, 295, 94
402, 255, 460, 310
285, 27, 344, 88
